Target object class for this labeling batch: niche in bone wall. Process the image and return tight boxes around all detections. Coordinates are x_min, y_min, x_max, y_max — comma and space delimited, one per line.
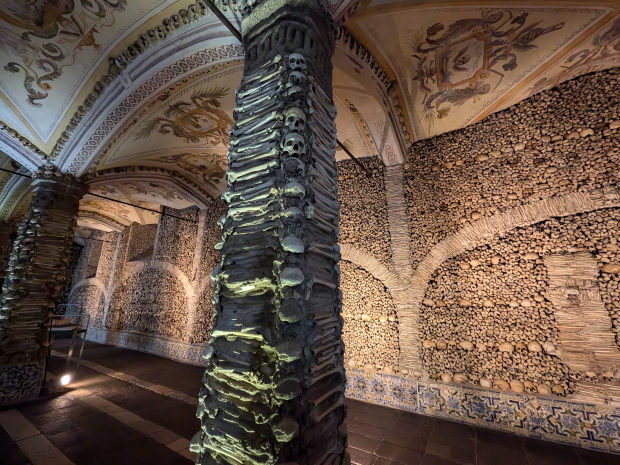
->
111, 268, 189, 340
337, 158, 393, 269
404, 68, 620, 270
192, 199, 226, 344
127, 224, 157, 262
341, 261, 399, 370
69, 285, 105, 328
95, 231, 118, 286
421, 208, 620, 400
153, 207, 199, 278
57, 243, 84, 307
84, 241, 103, 279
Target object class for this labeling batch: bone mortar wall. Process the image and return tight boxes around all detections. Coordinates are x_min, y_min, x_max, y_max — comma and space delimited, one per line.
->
421, 208, 620, 396
153, 207, 199, 278
94, 231, 118, 288
337, 158, 393, 269
68, 230, 117, 327
192, 199, 226, 344
405, 68, 620, 270
112, 267, 189, 339
407, 67, 620, 399
340, 261, 399, 369
127, 223, 157, 262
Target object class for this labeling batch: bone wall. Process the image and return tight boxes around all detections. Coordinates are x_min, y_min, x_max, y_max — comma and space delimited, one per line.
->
340, 261, 399, 369
407, 68, 620, 399
337, 158, 392, 268
70, 204, 223, 342
127, 223, 157, 262
192, 200, 226, 344
153, 207, 199, 278
405, 68, 620, 269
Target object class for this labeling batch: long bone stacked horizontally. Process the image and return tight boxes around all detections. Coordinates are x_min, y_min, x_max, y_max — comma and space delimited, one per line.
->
192, 52, 346, 465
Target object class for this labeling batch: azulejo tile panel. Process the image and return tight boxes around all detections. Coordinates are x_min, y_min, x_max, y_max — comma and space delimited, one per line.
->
86, 329, 620, 454
86, 328, 208, 366
346, 367, 620, 455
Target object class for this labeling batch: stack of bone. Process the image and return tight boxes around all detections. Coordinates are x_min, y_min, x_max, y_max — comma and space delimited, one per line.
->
193, 52, 347, 464
337, 158, 393, 267
421, 240, 572, 396
192, 199, 227, 344
0, 164, 86, 366
153, 207, 199, 277
340, 261, 399, 370
421, 206, 620, 396
404, 68, 620, 270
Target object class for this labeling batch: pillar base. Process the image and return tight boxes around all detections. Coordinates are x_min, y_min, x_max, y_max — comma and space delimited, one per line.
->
0, 361, 45, 406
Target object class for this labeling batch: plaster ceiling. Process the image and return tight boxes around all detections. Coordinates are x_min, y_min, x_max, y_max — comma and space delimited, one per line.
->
0, 0, 619, 230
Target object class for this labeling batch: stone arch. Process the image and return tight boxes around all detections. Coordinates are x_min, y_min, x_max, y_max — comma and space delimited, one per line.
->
121, 260, 193, 303
68, 278, 107, 327
110, 261, 192, 340
340, 243, 401, 292
401, 186, 620, 369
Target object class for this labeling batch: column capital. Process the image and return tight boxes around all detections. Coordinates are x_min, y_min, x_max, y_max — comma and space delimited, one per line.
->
239, 0, 335, 90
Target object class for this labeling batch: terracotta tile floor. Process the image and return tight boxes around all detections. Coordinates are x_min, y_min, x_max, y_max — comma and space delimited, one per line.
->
1, 340, 619, 465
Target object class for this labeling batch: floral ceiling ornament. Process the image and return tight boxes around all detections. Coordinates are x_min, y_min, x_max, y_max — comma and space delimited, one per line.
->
409, 10, 564, 129
134, 87, 233, 145
0, 0, 127, 106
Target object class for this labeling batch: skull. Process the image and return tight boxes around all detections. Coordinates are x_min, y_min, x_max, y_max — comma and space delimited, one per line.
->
282, 157, 305, 178
523, 380, 537, 393
602, 370, 615, 382
288, 53, 307, 71
287, 71, 307, 87
516, 341, 528, 354
585, 371, 599, 384
569, 371, 583, 381
284, 107, 307, 133
281, 133, 306, 158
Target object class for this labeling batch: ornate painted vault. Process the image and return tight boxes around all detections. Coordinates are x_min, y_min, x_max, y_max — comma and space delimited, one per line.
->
1, 0, 620, 227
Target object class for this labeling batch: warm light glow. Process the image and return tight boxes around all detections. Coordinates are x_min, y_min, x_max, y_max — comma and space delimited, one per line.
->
60, 375, 71, 386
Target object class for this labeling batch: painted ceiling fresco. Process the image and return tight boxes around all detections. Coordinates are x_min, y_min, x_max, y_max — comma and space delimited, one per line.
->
356, 6, 610, 140
0, 0, 174, 144
99, 65, 243, 197
79, 179, 195, 227
1, 1, 620, 231
496, 13, 620, 113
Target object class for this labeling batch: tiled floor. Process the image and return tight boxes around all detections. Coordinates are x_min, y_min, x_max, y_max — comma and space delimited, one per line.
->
345, 397, 620, 465
1, 340, 620, 465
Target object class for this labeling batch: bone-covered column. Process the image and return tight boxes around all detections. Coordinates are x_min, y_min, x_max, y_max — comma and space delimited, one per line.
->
191, 0, 347, 464
0, 165, 88, 406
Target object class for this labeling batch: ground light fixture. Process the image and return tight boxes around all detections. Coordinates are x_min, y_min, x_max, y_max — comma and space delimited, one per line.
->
60, 374, 71, 386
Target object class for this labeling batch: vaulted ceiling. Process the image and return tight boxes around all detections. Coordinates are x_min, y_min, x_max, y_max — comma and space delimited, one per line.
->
1, 0, 619, 230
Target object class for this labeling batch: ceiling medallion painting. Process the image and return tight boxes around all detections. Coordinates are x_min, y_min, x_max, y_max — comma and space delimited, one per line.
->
0, 0, 126, 107
359, 7, 608, 140
0, 0, 169, 141
134, 87, 233, 145
412, 11, 563, 124
105, 67, 241, 164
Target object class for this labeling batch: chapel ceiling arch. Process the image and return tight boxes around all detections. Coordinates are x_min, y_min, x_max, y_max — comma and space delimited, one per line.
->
342, 1, 620, 142
333, 44, 406, 165
87, 62, 244, 197
0, 0, 243, 157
